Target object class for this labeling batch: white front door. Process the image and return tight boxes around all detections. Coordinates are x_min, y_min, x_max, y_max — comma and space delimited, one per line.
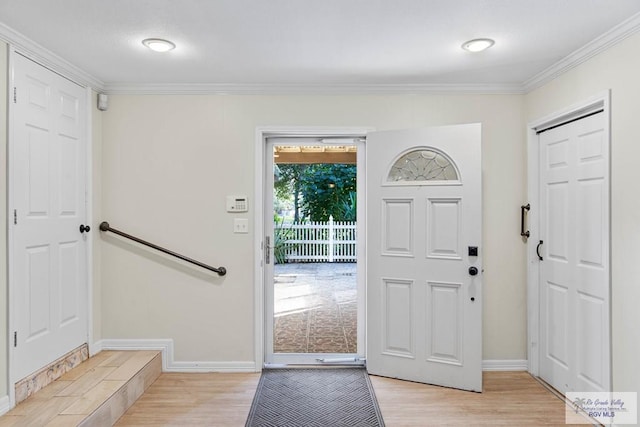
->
11, 53, 89, 381
366, 125, 482, 392
538, 111, 610, 394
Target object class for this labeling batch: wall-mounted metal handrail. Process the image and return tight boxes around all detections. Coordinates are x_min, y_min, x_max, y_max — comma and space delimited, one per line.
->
99, 221, 226, 276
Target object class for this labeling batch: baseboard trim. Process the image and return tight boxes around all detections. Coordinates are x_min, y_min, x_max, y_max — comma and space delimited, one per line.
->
0, 395, 10, 416
97, 339, 173, 371
169, 361, 257, 373
482, 359, 528, 371
96, 339, 258, 373
96, 341, 523, 373
89, 340, 103, 356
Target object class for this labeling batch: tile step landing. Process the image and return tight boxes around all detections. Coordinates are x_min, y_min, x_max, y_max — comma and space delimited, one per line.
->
0, 350, 162, 427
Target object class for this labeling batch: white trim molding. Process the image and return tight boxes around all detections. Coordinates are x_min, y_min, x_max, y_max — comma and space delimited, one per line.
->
523, 11, 640, 92
526, 91, 611, 384
88, 339, 103, 357
254, 127, 373, 369
84, 88, 95, 360
104, 82, 524, 96
482, 360, 529, 372
0, 395, 11, 416
2, 13, 640, 96
170, 361, 256, 372
97, 339, 258, 373
1, 12, 640, 96
0, 23, 104, 90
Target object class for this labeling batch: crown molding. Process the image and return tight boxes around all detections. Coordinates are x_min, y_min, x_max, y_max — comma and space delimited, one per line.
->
2, 10, 639, 97
523, 11, 640, 93
0, 22, 105, 90
104, 82, 525, 96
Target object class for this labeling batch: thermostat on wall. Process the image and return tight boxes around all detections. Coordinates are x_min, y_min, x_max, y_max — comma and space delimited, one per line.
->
226, 195, 248, 212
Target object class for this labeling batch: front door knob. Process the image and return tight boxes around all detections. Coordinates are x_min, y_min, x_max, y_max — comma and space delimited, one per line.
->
468, 266, 478, 276
79, 224, 91, 233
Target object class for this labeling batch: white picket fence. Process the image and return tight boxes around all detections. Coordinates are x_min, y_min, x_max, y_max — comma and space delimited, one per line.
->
276, 216, 356, 263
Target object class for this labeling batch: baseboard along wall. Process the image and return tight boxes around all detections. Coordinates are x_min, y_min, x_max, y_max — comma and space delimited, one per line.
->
97, 339, 526, 373
0, 395, 10, 416
482, 359, 528, 371
96, 339, 258, 373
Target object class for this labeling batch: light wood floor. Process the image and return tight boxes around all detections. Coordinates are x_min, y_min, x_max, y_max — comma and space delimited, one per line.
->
115, 371, 590, 426
0, 351, 161, 427
371, 372, 591, 426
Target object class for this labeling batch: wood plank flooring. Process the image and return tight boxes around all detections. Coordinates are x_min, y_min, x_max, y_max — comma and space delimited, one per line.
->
0, 353, 591, 426
115, 373, 261, 426
0, 351, 161, 427
115, 371, 590, 426
371, 372, 591, 426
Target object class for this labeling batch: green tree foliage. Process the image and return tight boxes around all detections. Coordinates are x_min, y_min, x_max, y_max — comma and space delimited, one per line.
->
274, 163, 357, 221
274, 164, 305, 222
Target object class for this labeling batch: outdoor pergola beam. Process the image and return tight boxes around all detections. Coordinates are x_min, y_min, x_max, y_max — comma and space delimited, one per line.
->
274, 152, 356, 164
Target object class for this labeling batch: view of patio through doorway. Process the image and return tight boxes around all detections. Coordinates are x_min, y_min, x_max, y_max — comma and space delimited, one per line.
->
272, 144, 358, 355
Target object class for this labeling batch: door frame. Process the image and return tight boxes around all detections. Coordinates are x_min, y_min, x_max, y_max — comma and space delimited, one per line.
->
525, 90, 611, 386
254, 126, 372, 368
6, 48, 94, 407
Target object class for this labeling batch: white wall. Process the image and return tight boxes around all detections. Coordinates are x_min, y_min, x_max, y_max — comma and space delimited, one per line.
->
0, 40, 8, 397
100, 94, 527, 363
91, 91, 102, 349
525, 32, 640, 396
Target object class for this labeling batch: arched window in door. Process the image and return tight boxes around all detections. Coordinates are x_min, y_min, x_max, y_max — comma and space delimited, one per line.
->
387, 148, 459, 183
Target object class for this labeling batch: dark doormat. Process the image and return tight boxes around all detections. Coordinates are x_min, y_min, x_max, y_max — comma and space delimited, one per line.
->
245, 368, 385, 427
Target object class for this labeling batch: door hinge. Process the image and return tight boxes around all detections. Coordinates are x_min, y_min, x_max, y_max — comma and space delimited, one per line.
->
14, 209, 17, 225
13, 87, 17, 103
14, 331, 17, 347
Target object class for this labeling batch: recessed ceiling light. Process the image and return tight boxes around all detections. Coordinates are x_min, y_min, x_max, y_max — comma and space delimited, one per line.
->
142, 38, 176, 52
461, 38, 495, 53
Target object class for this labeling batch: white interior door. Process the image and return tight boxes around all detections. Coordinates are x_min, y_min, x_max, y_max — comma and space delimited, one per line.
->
538, 111, 610, 394
366, 124, 482, 392
11, 53, 89, 381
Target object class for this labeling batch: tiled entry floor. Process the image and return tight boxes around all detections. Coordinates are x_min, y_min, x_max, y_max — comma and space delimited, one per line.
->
274, 263, 357, 354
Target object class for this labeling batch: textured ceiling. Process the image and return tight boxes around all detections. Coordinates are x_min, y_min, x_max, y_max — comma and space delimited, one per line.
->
0, 0, 639, 88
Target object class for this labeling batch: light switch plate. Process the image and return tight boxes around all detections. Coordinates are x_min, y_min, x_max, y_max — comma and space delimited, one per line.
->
234, 218, 249, 234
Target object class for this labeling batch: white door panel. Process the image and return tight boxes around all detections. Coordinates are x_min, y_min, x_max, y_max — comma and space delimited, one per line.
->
381, 278, 414, 357
381, 199, 413, 255
427, 281, 463, 364
12, 53, 88, 381
366, 125, 482, 392
539, 112, 609, 393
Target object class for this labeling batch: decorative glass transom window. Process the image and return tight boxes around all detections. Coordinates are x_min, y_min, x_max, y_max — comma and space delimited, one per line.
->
387, 149, 459, 182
